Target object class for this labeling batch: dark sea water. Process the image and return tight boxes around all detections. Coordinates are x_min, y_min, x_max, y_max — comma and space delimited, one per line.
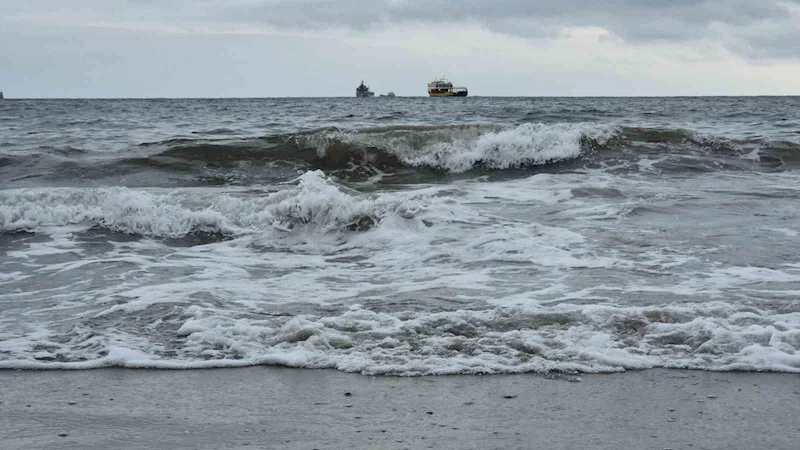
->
1, 97, 799, 374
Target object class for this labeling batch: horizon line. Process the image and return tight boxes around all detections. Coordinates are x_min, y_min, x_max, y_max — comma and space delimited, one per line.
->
2, 94, 799, 100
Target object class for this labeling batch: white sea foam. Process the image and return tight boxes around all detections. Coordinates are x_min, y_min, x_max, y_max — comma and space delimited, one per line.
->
0, 170, 422, 237
1, 301, 798, 374
2, 168, 800, 375
403, 123, 611, 172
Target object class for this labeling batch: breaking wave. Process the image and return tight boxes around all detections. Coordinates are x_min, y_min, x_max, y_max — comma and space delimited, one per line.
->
2, 122, 798, 187
296, 122, 615, 172
0, 171, 423, 237
119, 123, 614, 175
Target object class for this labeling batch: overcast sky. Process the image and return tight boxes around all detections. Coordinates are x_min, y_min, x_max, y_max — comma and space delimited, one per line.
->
2, 0, 799, 97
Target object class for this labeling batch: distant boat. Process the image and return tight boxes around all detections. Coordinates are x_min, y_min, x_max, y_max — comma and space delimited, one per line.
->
0, 91, 4, 99
427, 77, 468, 97
356, 81, 374, 98
379, 92, 396, 98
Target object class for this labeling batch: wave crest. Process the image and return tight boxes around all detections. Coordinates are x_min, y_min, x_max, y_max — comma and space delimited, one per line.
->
4, 123, 797, 187
403, 123, 613, 172
0, 171, 421, 237
295, 123, 615, 173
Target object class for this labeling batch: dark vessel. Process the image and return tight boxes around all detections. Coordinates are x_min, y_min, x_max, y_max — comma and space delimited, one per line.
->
356, 81, 374, 98
0, 91, 4, 99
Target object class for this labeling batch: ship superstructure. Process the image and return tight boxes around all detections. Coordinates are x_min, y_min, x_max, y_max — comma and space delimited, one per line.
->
427, 77, 467, 97
356, 81, 375, 98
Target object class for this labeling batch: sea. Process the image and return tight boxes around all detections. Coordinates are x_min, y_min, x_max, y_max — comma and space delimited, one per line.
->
1, 96, 799, 375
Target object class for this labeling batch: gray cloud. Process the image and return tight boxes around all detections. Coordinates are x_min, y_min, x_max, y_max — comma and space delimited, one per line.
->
5, 0, 800, 60
213, 0, 800, 59
7, 0, 799, 60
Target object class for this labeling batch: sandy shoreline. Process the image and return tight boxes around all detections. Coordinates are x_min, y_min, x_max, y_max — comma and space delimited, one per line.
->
1, 368, 798, 449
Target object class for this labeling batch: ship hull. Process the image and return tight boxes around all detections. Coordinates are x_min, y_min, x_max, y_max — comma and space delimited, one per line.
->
428, 91, 468, 97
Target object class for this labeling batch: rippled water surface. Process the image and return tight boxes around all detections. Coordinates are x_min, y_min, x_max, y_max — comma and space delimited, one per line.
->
1, 97, 799, 374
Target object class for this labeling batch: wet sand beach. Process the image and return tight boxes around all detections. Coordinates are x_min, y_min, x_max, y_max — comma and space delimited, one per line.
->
1, 368, 798, 450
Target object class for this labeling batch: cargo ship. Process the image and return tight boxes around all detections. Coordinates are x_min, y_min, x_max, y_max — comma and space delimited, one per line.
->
356, 81, 374, 98
427, 77, 468, 97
